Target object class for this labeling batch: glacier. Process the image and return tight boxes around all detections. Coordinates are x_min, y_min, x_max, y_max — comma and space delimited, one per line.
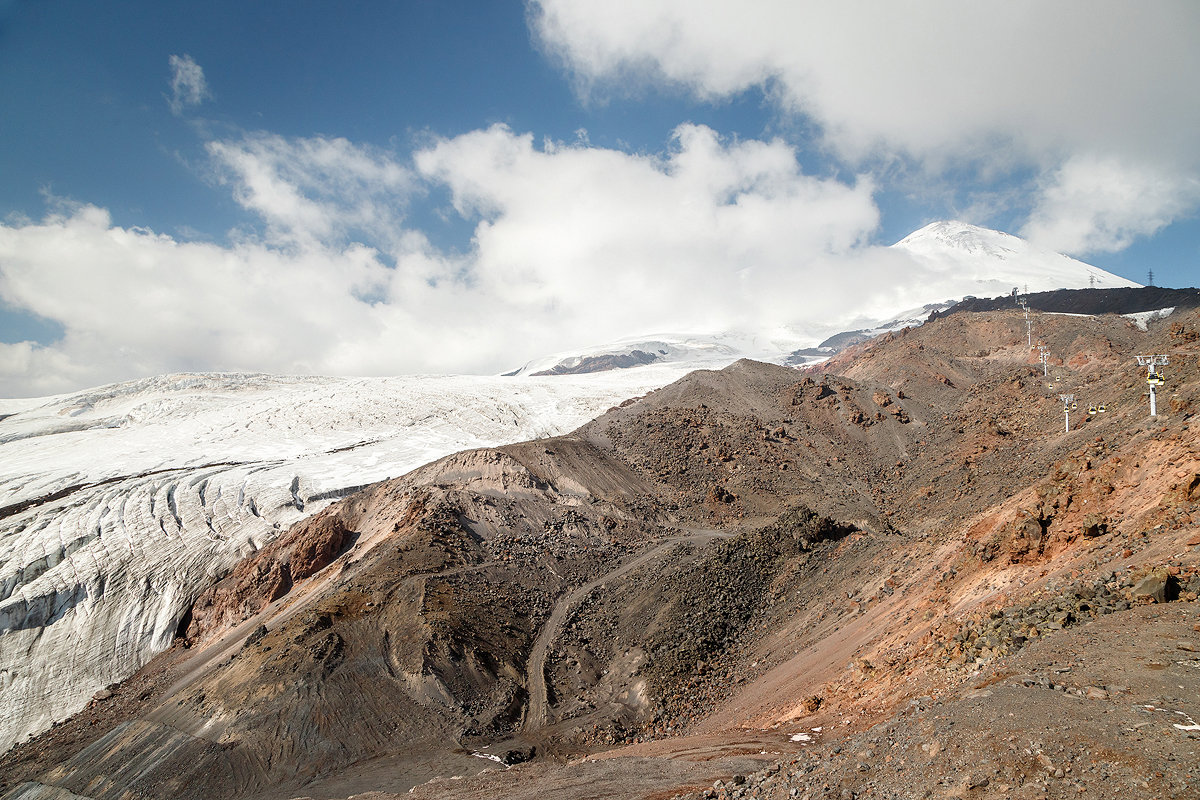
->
0, 367, 704, 753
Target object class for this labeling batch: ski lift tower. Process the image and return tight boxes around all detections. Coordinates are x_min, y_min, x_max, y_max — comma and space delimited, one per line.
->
1060, 394, 1076, 433
1038, 345, 1050, 377
1018, 299, 1032, 348
1136, 355, 1169, 416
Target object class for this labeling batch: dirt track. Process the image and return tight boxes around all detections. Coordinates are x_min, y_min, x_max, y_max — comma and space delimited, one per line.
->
524, 529, 733, 730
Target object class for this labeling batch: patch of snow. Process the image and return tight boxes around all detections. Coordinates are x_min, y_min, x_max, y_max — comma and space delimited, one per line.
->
471, 751, 506, 765
1123, 307, 1175, 331
504, 331, 768, 377
1172, 710, 1199, 732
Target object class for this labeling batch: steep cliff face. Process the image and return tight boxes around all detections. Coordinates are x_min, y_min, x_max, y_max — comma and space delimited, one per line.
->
4, 308, 1200, 800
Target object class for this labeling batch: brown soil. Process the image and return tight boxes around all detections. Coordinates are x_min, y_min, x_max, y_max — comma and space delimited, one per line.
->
3, 307, 1200, 800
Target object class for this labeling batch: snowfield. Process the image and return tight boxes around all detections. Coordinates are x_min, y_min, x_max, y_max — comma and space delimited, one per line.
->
0, 367, 704, 752
892, 221, 1140, 295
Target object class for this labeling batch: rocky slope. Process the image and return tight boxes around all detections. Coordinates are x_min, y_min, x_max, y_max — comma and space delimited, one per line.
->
2, 304, 1199, 800
935, 286, 1200, 317
0, 367, 699, 754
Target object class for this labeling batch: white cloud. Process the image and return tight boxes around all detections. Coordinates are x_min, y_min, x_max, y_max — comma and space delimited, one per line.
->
532, 1, 1200, 164
0, 203, 399, 395
0, 125, 887, 396
206, 133, 415, 250
167, 54, 212, 116
12, 5, 1197, 395
415, 123, 879, 340
531, 0, 1200, 247
1021, 154, 1200, 254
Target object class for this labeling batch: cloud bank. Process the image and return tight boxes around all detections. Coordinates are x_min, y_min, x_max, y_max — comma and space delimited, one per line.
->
0, 124, 893, 396
531, 0, 1200, 255
5, 8, 1198, 396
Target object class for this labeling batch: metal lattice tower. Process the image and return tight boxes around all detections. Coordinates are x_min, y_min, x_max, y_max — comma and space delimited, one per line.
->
1135, 355, 1169, 416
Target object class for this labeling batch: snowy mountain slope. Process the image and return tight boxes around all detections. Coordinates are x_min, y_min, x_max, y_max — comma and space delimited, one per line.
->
505, 332, 764, 377
0, 367, 698, 752
505, 222, 1139, 376
893, 220, 1140, 293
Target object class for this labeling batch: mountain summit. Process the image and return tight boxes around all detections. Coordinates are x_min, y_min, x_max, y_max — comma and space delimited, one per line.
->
509, 222, 1140, 377
893, 220, 1140, 294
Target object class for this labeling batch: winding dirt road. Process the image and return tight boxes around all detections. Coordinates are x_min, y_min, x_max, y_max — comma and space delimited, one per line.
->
522, 529, 731, 730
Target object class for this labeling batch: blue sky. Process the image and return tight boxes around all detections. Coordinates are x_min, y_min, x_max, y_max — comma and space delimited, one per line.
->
0, 1, 1197, 395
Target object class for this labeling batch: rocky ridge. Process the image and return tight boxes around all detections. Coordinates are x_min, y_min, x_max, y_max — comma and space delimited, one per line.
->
2, 303, 1199, 800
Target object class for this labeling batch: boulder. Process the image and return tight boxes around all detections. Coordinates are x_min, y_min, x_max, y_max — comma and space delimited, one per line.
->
1131, 568, 1178, 604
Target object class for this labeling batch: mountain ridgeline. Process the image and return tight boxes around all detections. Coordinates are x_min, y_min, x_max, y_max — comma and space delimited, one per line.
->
4, 300, 1200, 800
933, 285, 1200, 318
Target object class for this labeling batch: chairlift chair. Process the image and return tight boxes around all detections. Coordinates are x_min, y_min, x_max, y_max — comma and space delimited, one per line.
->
1087, 405, 1097, 415
1097, 404, 1107, 413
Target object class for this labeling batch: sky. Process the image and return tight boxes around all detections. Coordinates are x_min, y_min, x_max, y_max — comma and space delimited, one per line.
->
0, 0, 1197, 397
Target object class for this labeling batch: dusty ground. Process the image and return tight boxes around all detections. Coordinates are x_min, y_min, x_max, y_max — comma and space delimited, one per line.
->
3, 295, 1200, 800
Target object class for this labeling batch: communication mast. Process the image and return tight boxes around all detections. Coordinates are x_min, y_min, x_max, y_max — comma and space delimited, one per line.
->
1059, 394, 1076, 433
1135, 355, 1168, 416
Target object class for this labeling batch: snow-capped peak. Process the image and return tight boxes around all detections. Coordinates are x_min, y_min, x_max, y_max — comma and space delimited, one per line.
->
893, 221, 1140, 293
895, 220, 1026, 255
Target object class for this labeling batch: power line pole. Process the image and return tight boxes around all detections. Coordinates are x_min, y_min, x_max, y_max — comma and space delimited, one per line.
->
1060, 394, 1075, 433
1135, 355, 1168, 416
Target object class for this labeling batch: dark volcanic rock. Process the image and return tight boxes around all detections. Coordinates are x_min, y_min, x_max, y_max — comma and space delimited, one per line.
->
531, 349, 660, 376
932, 286, 1200, 319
